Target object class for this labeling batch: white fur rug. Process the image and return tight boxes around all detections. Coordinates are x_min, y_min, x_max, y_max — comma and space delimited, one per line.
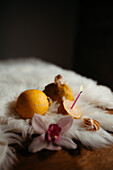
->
0, 58, 113, 169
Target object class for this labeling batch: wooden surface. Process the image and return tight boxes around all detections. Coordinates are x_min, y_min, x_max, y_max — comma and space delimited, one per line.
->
12, 110, 113, 170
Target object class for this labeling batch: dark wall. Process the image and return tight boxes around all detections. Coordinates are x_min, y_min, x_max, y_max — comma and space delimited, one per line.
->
0, 1, 113, 90
0, 1, 77, 69
74, 1, 113, 90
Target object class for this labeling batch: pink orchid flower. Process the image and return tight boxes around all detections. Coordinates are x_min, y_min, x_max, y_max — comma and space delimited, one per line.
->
28, 114, 77, 153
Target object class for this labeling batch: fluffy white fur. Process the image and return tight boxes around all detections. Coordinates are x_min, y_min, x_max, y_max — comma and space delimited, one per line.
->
0, 125, 21, 170
0, 57, 113, 167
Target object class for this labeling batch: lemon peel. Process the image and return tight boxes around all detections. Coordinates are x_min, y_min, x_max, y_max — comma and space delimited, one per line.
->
43, 74, 74, 103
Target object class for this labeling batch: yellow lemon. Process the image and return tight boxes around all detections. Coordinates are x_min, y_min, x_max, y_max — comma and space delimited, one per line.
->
15, 89, 51, 119
43, 74, 74, 103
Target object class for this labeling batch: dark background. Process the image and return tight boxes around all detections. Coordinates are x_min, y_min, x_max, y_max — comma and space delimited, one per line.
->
0, 1, 113, 90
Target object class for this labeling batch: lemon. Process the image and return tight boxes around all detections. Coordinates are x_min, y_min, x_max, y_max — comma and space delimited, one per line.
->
43, 74, 74, 103
15, 89, 51, 119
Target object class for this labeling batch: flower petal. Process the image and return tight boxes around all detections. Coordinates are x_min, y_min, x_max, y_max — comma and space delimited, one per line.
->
32, 114, 48, 134
55, 136, 77, 149
57, 116, 73, 134
46, 142, 62, 151
28, 134, 47, 153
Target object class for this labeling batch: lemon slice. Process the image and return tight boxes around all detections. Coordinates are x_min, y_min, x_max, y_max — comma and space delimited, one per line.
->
63, 100, 81, 119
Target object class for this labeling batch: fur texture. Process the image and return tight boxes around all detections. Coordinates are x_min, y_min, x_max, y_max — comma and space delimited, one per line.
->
0, 57, 113, 167
0, 125, 21, 170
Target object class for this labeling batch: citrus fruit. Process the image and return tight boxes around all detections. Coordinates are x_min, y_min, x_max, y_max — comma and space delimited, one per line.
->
58, 100, 81, 119
15, 89, 51, 119
43, 74, 74, 103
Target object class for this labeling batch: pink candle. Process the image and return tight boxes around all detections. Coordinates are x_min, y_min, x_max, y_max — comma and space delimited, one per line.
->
71, 86, 83, 109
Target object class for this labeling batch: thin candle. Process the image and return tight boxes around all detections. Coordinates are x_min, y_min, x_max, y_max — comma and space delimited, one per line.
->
71, 86, 83, 109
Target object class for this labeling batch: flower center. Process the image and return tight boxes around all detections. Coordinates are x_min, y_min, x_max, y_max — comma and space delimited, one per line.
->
46, 124, 61, 142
